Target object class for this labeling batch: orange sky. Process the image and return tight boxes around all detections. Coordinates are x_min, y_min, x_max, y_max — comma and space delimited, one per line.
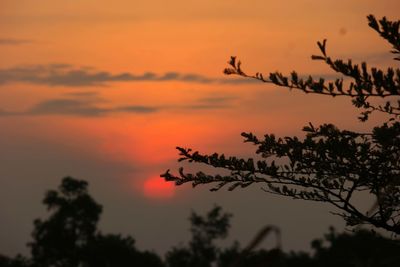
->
1, 0, 399, 257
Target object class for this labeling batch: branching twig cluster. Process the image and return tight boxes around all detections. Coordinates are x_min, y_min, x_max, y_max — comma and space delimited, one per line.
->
163, 15, 400, 235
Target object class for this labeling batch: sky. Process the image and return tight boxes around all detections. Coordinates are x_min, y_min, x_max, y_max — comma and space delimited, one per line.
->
1, 0, 399, 257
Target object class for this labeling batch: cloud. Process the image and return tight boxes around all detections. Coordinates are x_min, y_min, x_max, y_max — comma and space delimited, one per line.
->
115, 105, 159, 113
0, 96, 160, 117
0, 64, 262, 87
0, 108, 12, 116
0, 93, 235, 117
0, 64, 216, 87
171, 73, 213, 83
64, 91, 100, 97
28, 98, 160, 117
0, 38, 33, 45
219, 76, 264, 84
180, 96, 236, 110
0, 62, 369, 89
28, 99, 109, 116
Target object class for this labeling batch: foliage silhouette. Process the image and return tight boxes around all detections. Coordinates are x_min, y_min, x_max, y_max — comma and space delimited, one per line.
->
227, 225, 281, 267
29, 177, 102, 267
166, 205, 400, 267
2, 178, 400, 266
311, 227, 400, 267
27, 176, 163, 267
162, 15, 400, 235
83, 234, 164, 267
0, 255, 30, 267
165, 205, 231, 267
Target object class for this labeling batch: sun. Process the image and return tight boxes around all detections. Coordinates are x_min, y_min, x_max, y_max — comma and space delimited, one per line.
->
143, 176, 175, 199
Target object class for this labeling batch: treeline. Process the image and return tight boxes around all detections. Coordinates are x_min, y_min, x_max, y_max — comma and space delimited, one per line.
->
1, 177, 400, 267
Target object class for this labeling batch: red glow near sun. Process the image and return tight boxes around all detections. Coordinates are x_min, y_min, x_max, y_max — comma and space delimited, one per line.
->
143, 176, 175, 199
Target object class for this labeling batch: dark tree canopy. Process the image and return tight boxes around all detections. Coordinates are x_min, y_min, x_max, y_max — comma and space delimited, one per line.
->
84, 234, 164, 267
27, 177, 163, 267
162, 15, 400, 235
166, 206, 400, 267
2, 178, 400, 267
310, 227, 400, 267
0, 255, 30, 267
29, 177, 102, 267
165, 206, 231, 267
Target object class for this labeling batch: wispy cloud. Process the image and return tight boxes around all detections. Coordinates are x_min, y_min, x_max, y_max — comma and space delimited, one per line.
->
0, 64, 215, 87
181, 96, 236, 110
64, 91, 100, 97
2, 62, 377, 89
0, 93, 234, 117
0, 108, 11, 116
28, 98, 160, 117
0, 94, 159, 117
0, 62, 356, 88
0, 64, 260, 87
28, 99, 110, 116
0, 38, 33, 45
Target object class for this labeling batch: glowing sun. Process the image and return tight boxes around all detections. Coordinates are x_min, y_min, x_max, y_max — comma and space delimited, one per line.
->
143, 176, 175, 199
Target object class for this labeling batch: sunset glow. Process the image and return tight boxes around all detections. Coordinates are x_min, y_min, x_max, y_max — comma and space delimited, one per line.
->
143, 176, 175, 199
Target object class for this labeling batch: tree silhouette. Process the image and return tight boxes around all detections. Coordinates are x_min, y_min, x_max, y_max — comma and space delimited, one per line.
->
165, 206, 288, 267
0, 254, 30, 267
28, 177, 164, 267
165, 205, 400, 267
311, 227, 400, 267
84, 234, 164, 267
29, 177, 102, 267
165, 206, 231, 267
3, 184, 400, 266
163, 15, 400, 234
